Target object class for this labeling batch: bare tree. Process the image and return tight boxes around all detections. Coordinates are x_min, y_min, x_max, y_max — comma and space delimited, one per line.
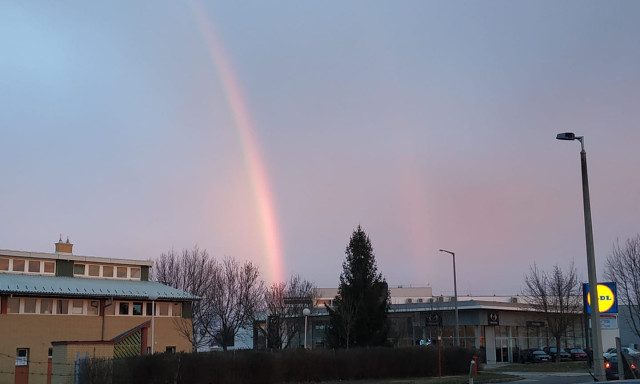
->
260, 274, 316, 349
205, 257, 265, 351
522, 262, 582, 361
605, 234, 640, 338
152, 246, 215, 351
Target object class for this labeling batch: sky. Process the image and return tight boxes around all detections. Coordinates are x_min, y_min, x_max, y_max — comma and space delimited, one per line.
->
1, 1, 639, 296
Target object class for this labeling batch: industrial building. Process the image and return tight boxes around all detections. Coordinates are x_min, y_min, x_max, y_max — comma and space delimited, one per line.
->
0, 239, 198, 384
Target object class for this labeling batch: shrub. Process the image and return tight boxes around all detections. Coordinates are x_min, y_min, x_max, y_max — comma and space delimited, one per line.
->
78, 346, 477, 384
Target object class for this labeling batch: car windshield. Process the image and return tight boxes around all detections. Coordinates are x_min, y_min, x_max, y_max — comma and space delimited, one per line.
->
533, 351, 546, 355
571, 349, 585, 353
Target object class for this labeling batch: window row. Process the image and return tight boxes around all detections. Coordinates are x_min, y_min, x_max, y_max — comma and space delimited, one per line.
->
0, 258, 55, 274
73, 263, 141, 280
106, 301, 182, 317
3, 297, 182, 317
7, 297, 99, 315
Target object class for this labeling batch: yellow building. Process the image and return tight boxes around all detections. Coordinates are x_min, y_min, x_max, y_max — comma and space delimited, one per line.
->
0, 239, 198, 384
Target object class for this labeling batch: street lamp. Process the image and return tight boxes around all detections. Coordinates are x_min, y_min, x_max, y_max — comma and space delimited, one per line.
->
149, 293, 159, 354
556, 132, 605, 381
439, 249, 459, 347
303, 307, 311, 349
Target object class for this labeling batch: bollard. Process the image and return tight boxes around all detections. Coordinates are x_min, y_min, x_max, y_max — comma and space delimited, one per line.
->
472, 355, 478, 375
469, 360, 476, 384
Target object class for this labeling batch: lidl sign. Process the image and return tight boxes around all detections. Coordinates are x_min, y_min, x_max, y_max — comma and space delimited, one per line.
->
583, 282, 617, 314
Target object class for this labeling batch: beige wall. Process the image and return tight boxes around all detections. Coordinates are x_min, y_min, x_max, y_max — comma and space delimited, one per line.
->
0, 313, 192, 384
51, 343, 115, 384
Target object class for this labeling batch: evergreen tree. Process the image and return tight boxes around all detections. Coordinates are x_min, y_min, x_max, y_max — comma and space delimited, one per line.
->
327, 225, 389, 348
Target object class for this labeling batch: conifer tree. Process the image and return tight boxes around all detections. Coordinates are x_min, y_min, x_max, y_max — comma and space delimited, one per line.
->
327, 225, 389, 348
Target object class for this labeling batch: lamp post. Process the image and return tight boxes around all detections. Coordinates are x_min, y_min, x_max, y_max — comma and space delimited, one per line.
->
149, 293, 159, 354
439, 249, 459, 347
303, 307, 311, 349
556, 132, 605, 381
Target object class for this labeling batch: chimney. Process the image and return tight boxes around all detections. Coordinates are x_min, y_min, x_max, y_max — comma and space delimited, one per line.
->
55, 235, 73, 254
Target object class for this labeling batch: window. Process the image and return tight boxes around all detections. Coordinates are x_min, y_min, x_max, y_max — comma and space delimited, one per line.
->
118, 302, 129, 315
0, 258, 8, 271
171, 303, 181, 317
28, 260, 40, 273
73, 264, 85, 275
165, 346, 176, 353
48, 348, 53, 359
105, 302, 115, 315
72, 300, 84, 315
132, 302, 143, 316
88, 265, 100, 277
23, 298, 37, 313
41, 299, 53, 314
7, 298, 20, 313
88, 301, 99, 316
130, 267, 141, 279
158, 303, 169, 316
43, 261, 55, 274
13, 259, 25, 272
57, 299, 69, 314
16, 349, 28, 366
146, 302, 154, 316
116, 267, 127, 278
103, 266, 114, 278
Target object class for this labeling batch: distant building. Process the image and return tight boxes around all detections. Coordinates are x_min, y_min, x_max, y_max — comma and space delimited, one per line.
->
0, 238, 199, 384
285, 286, 625, 364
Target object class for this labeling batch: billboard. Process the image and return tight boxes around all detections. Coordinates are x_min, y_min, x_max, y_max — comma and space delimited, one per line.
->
583, 282, 617, 314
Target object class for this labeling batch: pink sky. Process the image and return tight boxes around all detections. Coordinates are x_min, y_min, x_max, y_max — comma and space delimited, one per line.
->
1, 1, 639, 295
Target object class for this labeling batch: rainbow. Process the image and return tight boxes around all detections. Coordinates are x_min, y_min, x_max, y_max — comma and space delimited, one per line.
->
190, 2, 284, 284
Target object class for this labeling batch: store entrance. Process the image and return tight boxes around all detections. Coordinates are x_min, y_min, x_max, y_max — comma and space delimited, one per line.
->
495, 327, 512, 363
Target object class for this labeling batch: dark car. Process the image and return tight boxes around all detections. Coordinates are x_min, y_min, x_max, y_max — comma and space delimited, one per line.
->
544, 347, 571, 362
566, 348, 588, 361
520, 349, 552, 363
605, 355, 640, 380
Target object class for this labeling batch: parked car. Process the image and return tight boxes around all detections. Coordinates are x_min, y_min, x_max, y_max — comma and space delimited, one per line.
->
520, 349, 552, 363
544, 347, 571, 362
605, 355, 640, 380
566, 348, 588, 361
606, 355, 620, 380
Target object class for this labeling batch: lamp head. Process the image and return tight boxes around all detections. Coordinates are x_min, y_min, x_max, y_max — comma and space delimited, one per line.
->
556, 132, 576, 141
303, 308, 311, 316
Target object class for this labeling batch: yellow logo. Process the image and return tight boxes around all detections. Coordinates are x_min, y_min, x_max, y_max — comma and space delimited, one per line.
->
587, 284, 615, 313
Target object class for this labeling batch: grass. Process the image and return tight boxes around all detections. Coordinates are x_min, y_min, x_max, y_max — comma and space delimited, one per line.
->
289, 371, 519, 384
495, 361, 590, 372
300, 362, 591, 384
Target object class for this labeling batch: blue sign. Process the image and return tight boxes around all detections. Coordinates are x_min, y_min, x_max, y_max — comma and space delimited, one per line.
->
583, 282, 617, 314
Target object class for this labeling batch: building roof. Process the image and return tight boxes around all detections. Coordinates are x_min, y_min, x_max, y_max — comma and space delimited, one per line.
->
0, 248, 154, 267
0, 273, 199, 300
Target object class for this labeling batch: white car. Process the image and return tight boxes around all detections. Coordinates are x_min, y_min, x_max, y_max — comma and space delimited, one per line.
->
604, 347, 640, 359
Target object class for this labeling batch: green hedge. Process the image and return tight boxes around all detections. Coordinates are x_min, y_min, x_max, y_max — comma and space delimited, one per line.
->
79, 346, 477, 384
